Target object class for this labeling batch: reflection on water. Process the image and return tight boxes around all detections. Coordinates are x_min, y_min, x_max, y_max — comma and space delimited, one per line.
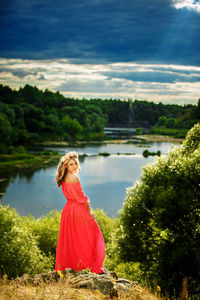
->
0, 141, 180, 218
45, 140, 176, 156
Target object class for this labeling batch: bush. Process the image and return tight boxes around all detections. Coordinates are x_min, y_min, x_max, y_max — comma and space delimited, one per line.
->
118, 123, 200, 297
94, 209, 116, 244
135, 128, 143, 135
0, 204, 52, 278
142, 150, 161, 157
24, 210, 61, 265
14, 145, 27, 153
114, 262, 144, 283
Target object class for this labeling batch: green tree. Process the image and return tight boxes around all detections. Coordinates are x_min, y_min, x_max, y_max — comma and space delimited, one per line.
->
196, 98, 200, 118
166, 117, 175, 128
43, 114, 60, 132
174, 119, 183, 129
157, 116, 168, 127
88, 112, 105, 132
61, 115, 83, 139
118, 123, 200, 297
0, 112, 13, 152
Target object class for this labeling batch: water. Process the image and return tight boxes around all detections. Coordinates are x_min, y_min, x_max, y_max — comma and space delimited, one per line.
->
0, 140, 180, 218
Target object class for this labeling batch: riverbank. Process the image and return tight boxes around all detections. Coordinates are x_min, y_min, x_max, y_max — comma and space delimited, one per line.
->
0, 134, 183, 168
34, 134, 184, 147
138, 134, 184, 143
0, 151, 60, 168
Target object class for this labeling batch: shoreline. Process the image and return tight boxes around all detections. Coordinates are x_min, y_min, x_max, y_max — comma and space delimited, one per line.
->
138, 134, 185, 143
34, 134, 184, 147
0, 152, 60, 168
0, 134, 184, 168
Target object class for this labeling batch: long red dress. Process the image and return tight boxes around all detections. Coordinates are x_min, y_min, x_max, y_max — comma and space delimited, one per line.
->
55, 181, 105, 274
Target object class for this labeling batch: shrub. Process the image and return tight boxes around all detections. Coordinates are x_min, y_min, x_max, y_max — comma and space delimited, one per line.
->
0, 204, 52, 278
24, 210, 61, 263
118, 123, 200, 297
94, 209, 116, 244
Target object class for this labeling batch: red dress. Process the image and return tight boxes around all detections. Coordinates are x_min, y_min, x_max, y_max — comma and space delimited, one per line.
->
55, 181, 105, 274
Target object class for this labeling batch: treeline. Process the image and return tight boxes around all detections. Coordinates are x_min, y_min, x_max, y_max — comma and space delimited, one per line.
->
0, 84, 108, 153
1, 123, 200, 298
0, 84, 199, 153
150, 101, 200, 137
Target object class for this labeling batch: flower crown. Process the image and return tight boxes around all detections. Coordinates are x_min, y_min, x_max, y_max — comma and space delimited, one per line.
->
61, 151, 78, 164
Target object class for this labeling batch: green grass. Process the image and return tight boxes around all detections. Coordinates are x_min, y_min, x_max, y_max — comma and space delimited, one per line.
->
0, 152, 60, 167
150, 127, 188, 138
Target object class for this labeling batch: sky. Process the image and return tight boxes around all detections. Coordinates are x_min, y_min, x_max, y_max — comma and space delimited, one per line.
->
0, 0, 200, 104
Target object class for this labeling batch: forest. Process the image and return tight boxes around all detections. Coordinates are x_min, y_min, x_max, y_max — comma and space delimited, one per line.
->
0, 84, 199, 153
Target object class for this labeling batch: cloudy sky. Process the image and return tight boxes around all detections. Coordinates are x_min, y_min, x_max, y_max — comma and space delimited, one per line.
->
0, 0, 200, 104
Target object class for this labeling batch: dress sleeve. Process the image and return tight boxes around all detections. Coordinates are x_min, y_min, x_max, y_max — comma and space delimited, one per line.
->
74, 182, 89, 203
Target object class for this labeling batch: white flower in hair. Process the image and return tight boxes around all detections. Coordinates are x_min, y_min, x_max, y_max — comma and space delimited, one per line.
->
61, 151, 78, 164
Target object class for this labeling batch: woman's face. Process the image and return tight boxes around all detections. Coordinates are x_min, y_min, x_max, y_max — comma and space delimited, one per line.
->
66, 159, 78, 174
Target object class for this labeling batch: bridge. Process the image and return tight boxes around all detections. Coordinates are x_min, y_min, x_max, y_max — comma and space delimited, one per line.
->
104, 127, 135, 139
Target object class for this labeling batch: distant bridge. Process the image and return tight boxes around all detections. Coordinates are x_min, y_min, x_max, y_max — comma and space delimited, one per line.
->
104, 126, 150, 138
104, 127, 135, 139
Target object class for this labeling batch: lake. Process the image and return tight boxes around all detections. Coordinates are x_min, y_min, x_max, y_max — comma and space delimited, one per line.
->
0, 139, 180, 218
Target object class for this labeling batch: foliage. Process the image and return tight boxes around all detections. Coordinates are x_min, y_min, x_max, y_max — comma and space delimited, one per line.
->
61, 115, 83, 139
135, 128, 143, 135
23, 210, 61, 262
94, 209, 116, 244
150, 126, 188, 138
0, 84, 108, 152
0, 84, 199, 153
152, 107, 199, 138
0, 205, 120, 279
142, 150, 161, 157
181, 122, 200, 154
118, 123, 200, 297
0, 204, 52, 278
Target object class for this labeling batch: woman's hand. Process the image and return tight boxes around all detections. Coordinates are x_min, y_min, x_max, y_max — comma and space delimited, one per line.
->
90, 211, 95, 219
84, 201, 90, 212
84, 201, 95, 219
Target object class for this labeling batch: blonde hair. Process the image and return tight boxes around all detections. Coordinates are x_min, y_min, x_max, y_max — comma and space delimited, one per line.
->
56, 151, 80, 187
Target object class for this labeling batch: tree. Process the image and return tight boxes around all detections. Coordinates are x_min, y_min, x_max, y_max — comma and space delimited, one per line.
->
157, 116, 168, 127
118, 123, 200, 297
166, 117, 175, 128
0, 112, 13, 152
61, 115, 83, 139
196, 98, 200, 118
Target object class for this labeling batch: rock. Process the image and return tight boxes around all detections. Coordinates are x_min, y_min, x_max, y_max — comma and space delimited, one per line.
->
15, 269, 138, 297
15, 274, 34, 285
102, 267, 118, 279
115, 278, 139, 294
116, 278, 131, 284
71, 272, 118, 298
33, 271, 60, 285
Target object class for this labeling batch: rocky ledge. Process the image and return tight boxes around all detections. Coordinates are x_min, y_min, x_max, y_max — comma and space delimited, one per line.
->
15, 268, 139, 298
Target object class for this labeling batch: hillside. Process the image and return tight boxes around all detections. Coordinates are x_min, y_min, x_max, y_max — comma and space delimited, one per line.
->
0, 269, 162, 300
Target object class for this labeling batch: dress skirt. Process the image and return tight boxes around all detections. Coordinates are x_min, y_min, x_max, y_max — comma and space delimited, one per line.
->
55, 182, 105, 273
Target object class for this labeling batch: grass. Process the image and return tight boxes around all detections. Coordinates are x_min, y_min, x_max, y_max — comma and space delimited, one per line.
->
138, 134, 184, 143
0, 151, 60, 168
149, 127, 188, 138
0, 276, 163, 300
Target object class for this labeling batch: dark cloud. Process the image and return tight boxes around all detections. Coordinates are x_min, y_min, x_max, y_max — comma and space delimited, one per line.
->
106, 71, 200, 83
0, 0, 200, 65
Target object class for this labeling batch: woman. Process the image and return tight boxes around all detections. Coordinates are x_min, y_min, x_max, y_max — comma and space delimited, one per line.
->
55, 151, 105, 274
